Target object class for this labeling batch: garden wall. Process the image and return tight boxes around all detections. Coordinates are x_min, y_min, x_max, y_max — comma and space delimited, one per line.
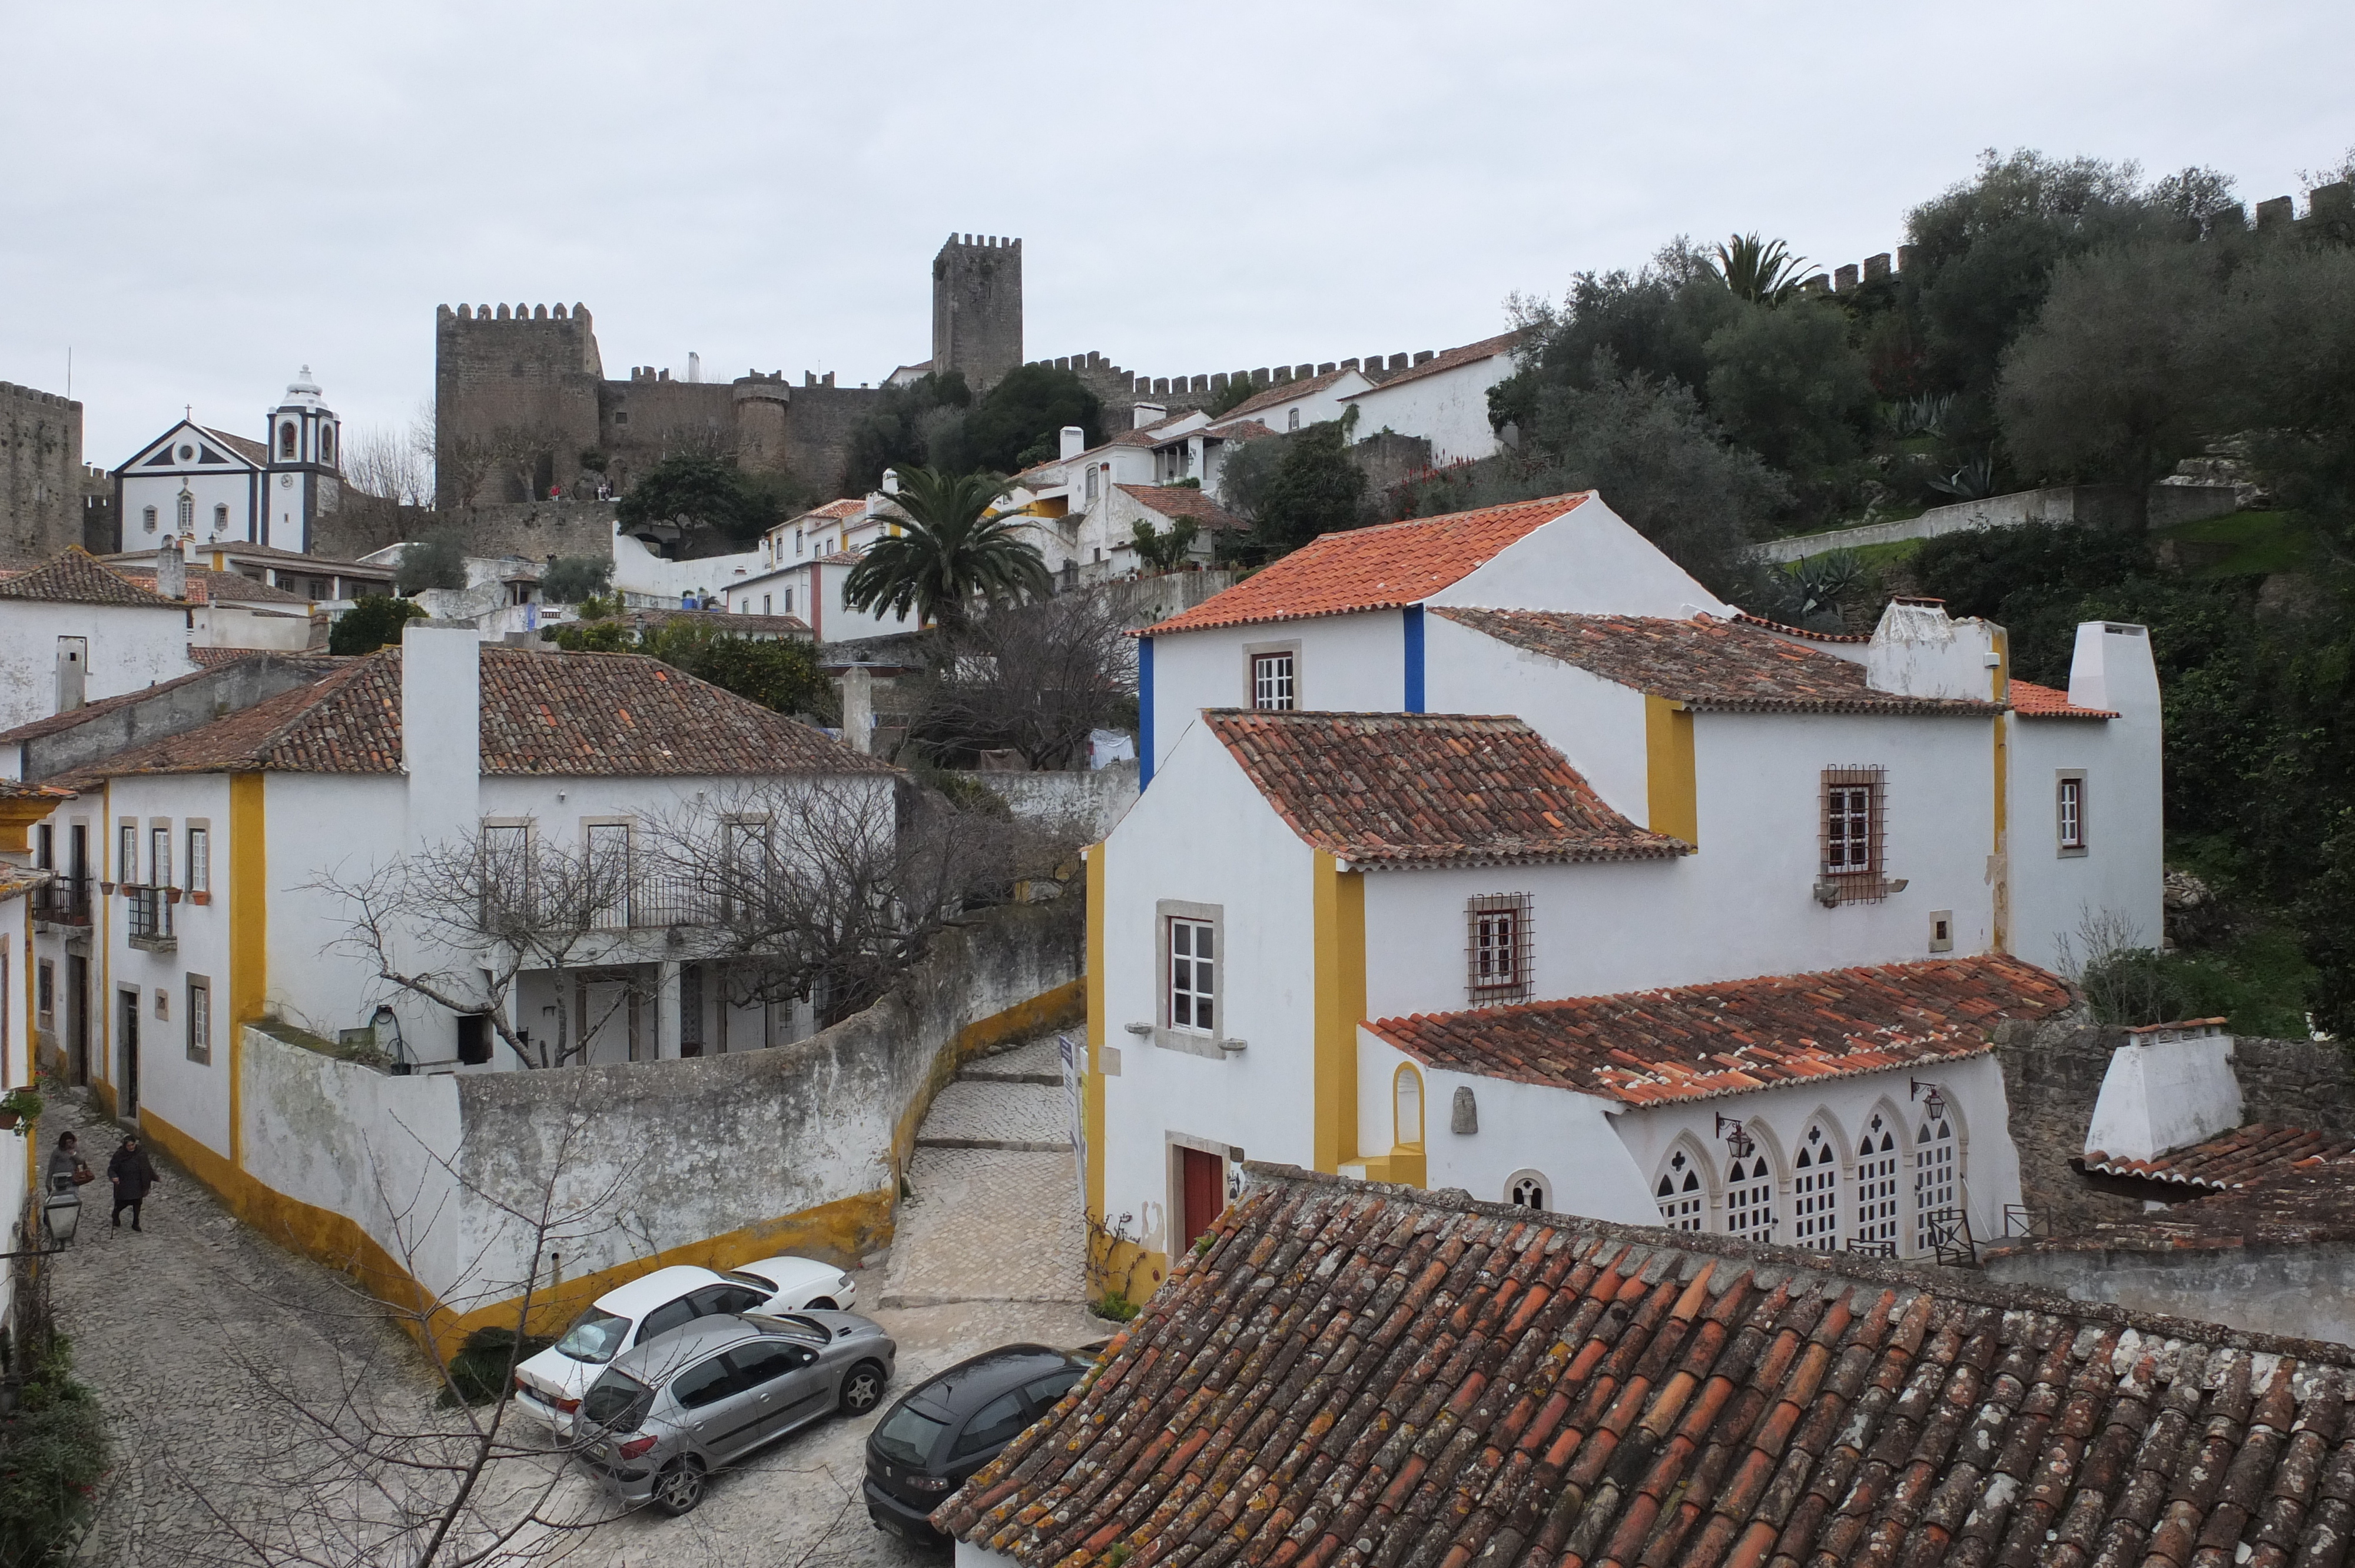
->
1756, 483, 2242, 564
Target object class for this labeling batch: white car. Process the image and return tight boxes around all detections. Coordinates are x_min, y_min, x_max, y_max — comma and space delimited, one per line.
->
513, 1257, 857, 1435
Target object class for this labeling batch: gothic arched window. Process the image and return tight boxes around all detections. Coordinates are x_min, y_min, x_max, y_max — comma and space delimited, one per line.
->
1506, 1171, 1549, 1211
1913, 1110, 1958, 1254
280, 421, 298, 459
1725, 1148, 1774, 1242
1853, 1112, 1900, 1252
1792, 1123, 1839, 1250
175, 491, 194, 534
1654, 1149, 1703, 1231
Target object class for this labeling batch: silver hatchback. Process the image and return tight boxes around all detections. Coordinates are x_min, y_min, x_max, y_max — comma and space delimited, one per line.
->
579, 1310, 897, 1517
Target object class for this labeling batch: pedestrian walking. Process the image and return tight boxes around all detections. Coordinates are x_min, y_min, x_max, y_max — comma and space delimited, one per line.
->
47, 1131, 91, 1191
107, 1136, 158, 1231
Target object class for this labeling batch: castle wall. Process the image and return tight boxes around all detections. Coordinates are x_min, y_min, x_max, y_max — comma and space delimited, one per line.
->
0, 381, 85, 568
433, 304, 604, 507
932, 234, 1023, 392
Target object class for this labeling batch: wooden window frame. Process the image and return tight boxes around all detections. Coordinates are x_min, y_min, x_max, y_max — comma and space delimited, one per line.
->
186, 822, 211, 901
2055, 770, 2088, 856
1242, 640, 1301, 711
1465, 893, 1533, 1004
1152, 899, 1226, 1059
187, 974, 213, 1065
1819, 765, 1889, 903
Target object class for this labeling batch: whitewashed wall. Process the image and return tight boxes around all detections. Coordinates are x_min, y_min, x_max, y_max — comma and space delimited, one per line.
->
0, 600, 191, 732
1148, 609, 1408, 773
1344, 354, 1515, 465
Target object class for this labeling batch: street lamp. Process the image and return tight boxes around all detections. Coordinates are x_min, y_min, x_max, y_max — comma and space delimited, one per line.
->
41, 1175, 81, 1247
1714, 1114, 1755, 1161
1910, 1079, 1947, 1119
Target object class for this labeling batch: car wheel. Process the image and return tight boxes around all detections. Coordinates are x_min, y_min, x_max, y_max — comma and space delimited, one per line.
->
838, 1360, 887, 1416
806, 1296, 838, 1310
652, 1455, 707, 1517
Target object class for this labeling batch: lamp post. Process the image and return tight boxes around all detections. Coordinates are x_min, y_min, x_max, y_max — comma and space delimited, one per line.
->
1714, 1114, 1755, 1162
41, 1175, 81, 1247
1909, 1079, 1947, 1120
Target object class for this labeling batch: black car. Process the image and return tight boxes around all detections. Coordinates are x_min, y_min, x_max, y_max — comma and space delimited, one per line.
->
864, 1343, 1090, 1547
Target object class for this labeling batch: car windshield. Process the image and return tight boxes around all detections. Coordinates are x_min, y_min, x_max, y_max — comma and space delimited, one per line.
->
581, 1372, 652, 1433
553, 1308, 632, 1364
871, 1404, 950, 1468
742, 1312, 828, 1344
722, 1269, 777, 1293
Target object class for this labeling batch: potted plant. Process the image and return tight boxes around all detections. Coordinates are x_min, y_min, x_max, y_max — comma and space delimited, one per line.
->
0, 1086, 43, 1133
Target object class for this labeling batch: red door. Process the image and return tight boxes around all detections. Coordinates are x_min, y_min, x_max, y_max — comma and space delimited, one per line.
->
1180, 1148, 1224, 1250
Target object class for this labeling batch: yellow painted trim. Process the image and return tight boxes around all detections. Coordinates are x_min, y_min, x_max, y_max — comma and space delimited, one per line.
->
1311, 851, 1364, 1174
1084, 843, 1106, 1228
1644, 695, 1698, 846
1989, 628, 2011, 954
0, 799, 54, 856
97, 781, 111, 1102
228, 772, 267, 1170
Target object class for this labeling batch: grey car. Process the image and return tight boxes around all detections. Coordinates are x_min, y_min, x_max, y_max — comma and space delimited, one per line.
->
579, 1310, 897, 1517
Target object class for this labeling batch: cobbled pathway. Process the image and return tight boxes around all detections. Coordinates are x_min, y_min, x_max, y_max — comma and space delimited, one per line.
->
52, 1029, 1101, 1566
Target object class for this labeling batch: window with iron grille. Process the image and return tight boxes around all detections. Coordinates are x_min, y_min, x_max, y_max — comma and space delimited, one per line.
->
1654, 1149, 1704, 1231
1724, 1153, 1775, 1241
1913, 1112, 1958, 1254
1820, 765, 1888, 901
1251, 652, 1295, 710
1853, 1112, 1900, 1251
1465, 893, 1532, 1003
1791, 1124, 1839, 1250
1167, 917, 1215, 1034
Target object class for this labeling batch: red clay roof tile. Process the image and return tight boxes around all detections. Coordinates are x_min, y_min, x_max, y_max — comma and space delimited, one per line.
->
1205, 710, 1687, 868
2007, 679, 2119, 719
1113, 484, 1245, 533
1345, 330, 1522, 395
2080, 1124, 2355, 1192
1144, 494, 1590, 636
1439, 608, 2005, 716
0, 548, 180, 607
940, 1166, 2355, 1567
1367, 955, 2074, 1105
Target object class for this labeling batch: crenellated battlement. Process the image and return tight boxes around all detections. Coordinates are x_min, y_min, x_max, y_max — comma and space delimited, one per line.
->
436, 301, 593, 325
1031, 345, 1452, 406
0, 380, 81, 411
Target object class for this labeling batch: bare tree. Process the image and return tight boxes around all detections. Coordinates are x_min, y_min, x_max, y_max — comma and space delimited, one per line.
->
307, 827, 644, 1069
904, 591, 1137, 770
437, 431, 498, 510
345, 423, 437, 509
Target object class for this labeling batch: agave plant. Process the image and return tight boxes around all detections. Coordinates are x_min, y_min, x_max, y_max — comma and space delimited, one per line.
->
1887, 392, 1954, 439
1926, 453, 1998, 501
1713, 233, 1812, 304
1777, 549, 1866, 631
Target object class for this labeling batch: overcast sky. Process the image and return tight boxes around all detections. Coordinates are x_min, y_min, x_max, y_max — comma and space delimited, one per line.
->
4, 2, 2350, 469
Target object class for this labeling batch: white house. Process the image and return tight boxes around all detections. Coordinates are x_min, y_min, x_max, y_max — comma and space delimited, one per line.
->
0, 549, 193, 733
1334, 330, 1520, 464
1204, 365, 1376, 439
1077, 488, 2162, 1296
32, 626, 895, 1180
114, 370, 343, 554
0, 788, 49, 1313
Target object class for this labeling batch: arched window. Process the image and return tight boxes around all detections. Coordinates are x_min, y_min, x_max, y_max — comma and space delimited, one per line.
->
1505, 1171, 1549, 1211
142, 506, 158, 533
1913, 1109, 1958, 1254
1853, 1112, 1900, 1253
175, 491, 194, 534
1725, 1148, 1774, 1242
1792, 1123, 1840, 1250
1392, 1065, 1423, 1147
1654, 1148, 1703, 1231
319, 426, 334, 464
279, 421, 298, 459
212, 503, 230, 534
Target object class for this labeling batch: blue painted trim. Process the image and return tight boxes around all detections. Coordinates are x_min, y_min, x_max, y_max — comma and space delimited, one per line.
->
1139, 636, 1155, 789
1402, 604, 1426, 713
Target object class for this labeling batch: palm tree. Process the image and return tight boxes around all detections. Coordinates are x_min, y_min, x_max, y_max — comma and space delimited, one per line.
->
842, 467, 1053, 632
1713, 233, 1812, 304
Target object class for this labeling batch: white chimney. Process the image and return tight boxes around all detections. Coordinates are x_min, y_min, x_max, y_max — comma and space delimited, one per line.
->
688, 351, 701, 384
1059, 427, 1086, 461
1864, 597, 2003, 701
401, 622, 482, 851
1130, 403, 1166, 431
882, 468, 901, 496
154, 544, 185, 601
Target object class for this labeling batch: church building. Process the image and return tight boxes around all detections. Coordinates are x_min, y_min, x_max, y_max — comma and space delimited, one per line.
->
113, 370, 342, 554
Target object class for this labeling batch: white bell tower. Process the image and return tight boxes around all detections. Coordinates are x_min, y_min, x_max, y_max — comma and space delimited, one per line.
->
262, 367, 342, 553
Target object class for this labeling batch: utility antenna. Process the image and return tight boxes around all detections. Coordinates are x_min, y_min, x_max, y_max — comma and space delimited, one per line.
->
65, 347, 71, 400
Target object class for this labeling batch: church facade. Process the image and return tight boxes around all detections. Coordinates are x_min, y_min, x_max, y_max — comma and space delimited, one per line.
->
113, 370, 342, 554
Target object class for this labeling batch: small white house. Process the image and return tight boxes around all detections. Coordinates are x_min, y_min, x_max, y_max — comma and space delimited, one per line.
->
0, 549, 194, 733
114, 370, 343, 554
1335, 330, 1521, 464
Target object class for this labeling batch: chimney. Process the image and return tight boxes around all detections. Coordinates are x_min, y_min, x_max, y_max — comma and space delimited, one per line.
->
688, 351, 701, 384
837, 662, 875, 756
400, 622, 482, 851
882, 467, 902, 495
1865, 597, 2003, 700
154, 544, 185, 601
1129, 404, 1165, 431
1059, 426, 1087, 459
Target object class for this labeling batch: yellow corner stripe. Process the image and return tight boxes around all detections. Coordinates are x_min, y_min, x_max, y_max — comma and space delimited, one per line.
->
1645, 695, 1697, 846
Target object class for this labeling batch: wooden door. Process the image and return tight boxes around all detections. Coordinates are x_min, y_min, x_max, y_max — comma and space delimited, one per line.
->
1180, 1147, 1223, 1250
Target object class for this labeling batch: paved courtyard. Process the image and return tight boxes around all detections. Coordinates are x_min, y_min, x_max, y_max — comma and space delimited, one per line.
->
48, 1029, 1100, 1566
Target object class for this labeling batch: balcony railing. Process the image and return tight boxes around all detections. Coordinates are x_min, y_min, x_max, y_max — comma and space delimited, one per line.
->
31, 875, 91, 928
127, 885, 175, 948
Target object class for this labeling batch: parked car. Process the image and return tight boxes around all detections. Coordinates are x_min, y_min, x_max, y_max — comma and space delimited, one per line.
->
863, 1344, 1091, 1547
578, 1310, 897, 1516
515, 1258, 860, 1434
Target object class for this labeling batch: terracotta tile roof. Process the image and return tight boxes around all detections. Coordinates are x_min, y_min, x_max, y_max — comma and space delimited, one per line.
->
200, 426, 269, 467
622, 606, 812, 637
1368, 954, 2073, 1105
1200, 417, 1278, 442
0, 656, 336, 746
2081, 1124, 2355, 1193
112, 566, 309, 606
941, 1164, 2355, 1568
0, 866, 47, 903
1014, 415, 1197, 481
1729, 610, 1869, 645
62, 647, 891, 783
1203, 710, 1686, 868
814, 550, 863, 566
1998, 1155, 2355, 1253
1114, 484, 1246, 533
1349, 330, 1523, 395
794, 498, 867, 522
1211, 366, 1356, 423
1437, 609, 2004, 716
2008, 679, 2120, 720
105, 541, 394, 574
1144, 494, 1588, 636
0, 548, 180, 607
0, 779, 73, 802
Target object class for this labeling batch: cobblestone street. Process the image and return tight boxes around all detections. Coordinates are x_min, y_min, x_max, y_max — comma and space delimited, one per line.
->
49, 1029, 1100, 1566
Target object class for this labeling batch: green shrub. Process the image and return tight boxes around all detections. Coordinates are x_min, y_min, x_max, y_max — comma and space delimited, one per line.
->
0, 1335, 111, 1563
443, 1326, 553, 1408
329, 595, 427, 656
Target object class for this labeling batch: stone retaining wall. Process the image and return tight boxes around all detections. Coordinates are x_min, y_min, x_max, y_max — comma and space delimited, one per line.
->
1756, 483, 2242, 564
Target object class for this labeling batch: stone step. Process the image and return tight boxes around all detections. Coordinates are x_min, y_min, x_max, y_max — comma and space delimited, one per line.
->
958, 1068, 1063, 1085
914, 1137, 1073, 1153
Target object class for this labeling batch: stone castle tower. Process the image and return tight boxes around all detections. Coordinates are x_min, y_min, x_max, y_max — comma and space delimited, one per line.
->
931, 234, 1022, 391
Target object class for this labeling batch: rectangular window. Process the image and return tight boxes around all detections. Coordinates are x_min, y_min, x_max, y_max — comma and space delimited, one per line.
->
1167, 918, 1215, 1034
784, 587, 794, 614
35, 825, 52, 871
586, 822, 632, 929
1465, 893, 1532, 1003
1251, 652, 1295, 710
762, 594, 772, 616
187, 976, 212, 1064
1085, 466, 1099, 503
1819, 766, 1888, 901
120, 823, 137, 884
794, 529, 804, 556
480, 823, 530, 923
2057, 773, 2087, 855
151, 826, 172, 890
187, 826, 211, 895
37, 961, 54, 1021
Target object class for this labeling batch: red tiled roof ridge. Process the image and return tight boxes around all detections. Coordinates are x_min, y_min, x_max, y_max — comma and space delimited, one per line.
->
0, 547, 182, 607
0, 654, 335, 746
2008, 677, 2120, 719
940, 1162, 2355, 1568
1140, 492, 1593, 636
1207, 366, 1358, 423
1346, 328, 1524, 394
2080, 1122, 2355, 1191
1367, 952, 2074, 1105
1111, 484, 1245, 531
1727, 609, 1869, 643
1203, 708, 1687, 867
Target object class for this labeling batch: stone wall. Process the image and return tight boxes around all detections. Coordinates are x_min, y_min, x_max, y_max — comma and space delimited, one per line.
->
1985, 1240, 2355, 1346
195, 899, 1082, 1355
0, 381, 84, 569
933, 234, 1023, 392
965, 762, 1139, 841
11, 653, 333, 785
1755, 483, 2243, 564
312, 498, 621, 566
432, 303, 604, 509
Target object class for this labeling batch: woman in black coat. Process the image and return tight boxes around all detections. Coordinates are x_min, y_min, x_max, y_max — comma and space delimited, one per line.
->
107, 1137, 158, 1231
